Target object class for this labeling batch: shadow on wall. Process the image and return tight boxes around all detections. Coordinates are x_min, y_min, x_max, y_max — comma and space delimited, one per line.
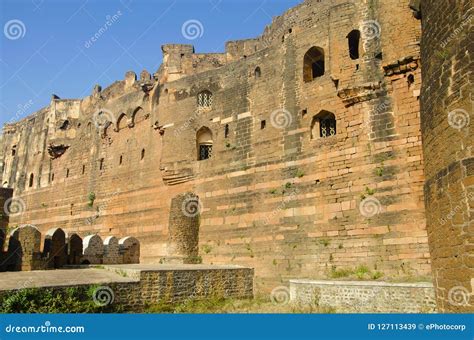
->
0, 225, 140, 272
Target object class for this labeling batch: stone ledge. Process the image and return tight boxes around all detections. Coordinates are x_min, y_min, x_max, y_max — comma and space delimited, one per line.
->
289, 279, 434, 288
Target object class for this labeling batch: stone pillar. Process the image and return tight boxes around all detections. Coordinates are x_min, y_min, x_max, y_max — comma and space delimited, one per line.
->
167, 192, 200, 263
419, 0, 473, 312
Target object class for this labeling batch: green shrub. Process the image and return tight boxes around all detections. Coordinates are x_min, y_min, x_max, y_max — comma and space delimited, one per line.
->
0, 286, 121, 313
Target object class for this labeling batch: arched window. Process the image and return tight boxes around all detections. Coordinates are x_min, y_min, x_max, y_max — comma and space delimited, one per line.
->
29, 173, 34, 188
347, 30, 360, 60
197, 127, 213, 161
310, 111, 336, 139
131, 107, 146, 126
254, 67, 261, 78
303, 47, 325, 82
197, 90, 213, 109
115, 113, 128, 131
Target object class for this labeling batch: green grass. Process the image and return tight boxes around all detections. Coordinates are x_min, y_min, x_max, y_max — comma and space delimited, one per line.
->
0, 286, 121, 313
145, 295, 335, 314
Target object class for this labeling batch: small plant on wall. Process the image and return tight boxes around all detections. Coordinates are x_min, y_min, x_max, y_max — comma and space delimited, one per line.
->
87, 192, 96, 207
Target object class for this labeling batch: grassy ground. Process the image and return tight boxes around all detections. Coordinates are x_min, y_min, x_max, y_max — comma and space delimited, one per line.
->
144, 295, 335, 314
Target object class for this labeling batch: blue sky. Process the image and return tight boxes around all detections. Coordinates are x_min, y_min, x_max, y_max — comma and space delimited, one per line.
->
0, 0, 301, 127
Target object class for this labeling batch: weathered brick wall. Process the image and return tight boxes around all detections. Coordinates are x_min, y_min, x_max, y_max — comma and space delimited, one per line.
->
290, 279, 436, 313
0, 188, 13, 252
1, 0, 430, 290
419, 0, 473, 312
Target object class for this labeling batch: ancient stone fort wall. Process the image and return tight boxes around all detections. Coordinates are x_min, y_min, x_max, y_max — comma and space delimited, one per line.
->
0, 0, 429, 290
419, 0, 473, 311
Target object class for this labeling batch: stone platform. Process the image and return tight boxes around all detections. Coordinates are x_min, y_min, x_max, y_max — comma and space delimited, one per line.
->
290, 279, 437, 313
0, 264, 254, 311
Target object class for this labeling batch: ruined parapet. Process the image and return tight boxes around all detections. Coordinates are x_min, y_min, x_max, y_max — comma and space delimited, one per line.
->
67, 233, 82, 265
119, 237, 140, 264
82, 234, 104, 264
161, 44, 194, 82
7, 225, 43, 271
167, 193, 200, 263
124, 71, 137, 90
103, 236, 120, 264
225, 39, 260, 62
43, 228, 67, 269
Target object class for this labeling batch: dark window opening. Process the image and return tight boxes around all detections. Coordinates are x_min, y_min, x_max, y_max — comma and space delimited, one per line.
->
66, 169, 70, 178
224, 124, 229, 138
141, 149, 145, 160
11, 145, 16, 156
197, 127, 213, 161
197, 91, 213, 109
119, 155, 123, 165
302, 109, 308, 117
100, 158, 104, 170
407, 74, 415, 87
347, 30, 360, 60
199, 145, 212, 160
29, 174, 34, 188
254, 67, 261, 78
320, 117, 336, 138
311, 111, 337, 139
82, 165, 85, 174
59, 120, 70, 130
260, 120, 266, 129
51, 173, 55, 182
303, 47, 325, 82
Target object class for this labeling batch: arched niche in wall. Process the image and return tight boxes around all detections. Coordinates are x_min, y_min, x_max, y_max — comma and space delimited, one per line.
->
303, 46, 325, 82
